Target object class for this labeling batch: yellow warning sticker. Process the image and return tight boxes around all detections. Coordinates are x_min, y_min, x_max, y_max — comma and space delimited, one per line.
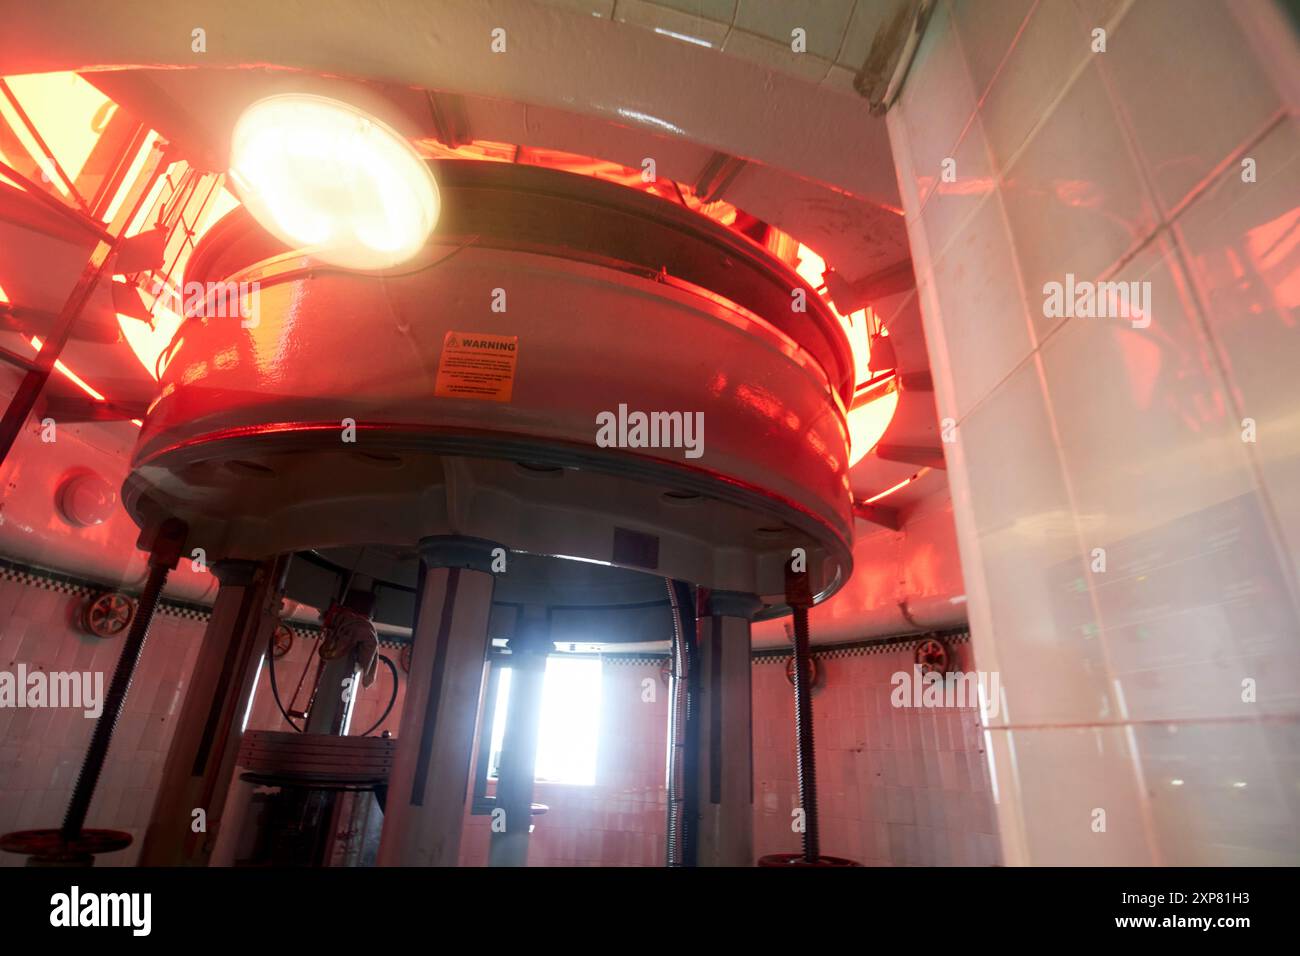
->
434, 331, 518, 402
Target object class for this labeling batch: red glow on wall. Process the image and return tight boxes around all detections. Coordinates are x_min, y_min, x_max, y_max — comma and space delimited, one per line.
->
28, 336, 105, 401
863, 468, 928, 505
27, 336, 142, 427
3, 74, 897, 462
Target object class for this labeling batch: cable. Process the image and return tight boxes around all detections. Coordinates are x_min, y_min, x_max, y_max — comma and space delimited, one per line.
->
267, 629, 305, 733
268, 633, 396, 738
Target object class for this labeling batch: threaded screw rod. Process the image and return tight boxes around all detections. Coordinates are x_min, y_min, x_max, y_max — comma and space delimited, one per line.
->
61, 552, 173, 839
790, 603, 819, 863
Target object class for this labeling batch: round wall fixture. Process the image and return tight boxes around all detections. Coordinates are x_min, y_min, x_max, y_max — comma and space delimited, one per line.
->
56, 473, 117, 528
915, 637, 950, 676
229, 94, 439, 270
784, 655, 819, 688
82, 592, 136, 638
271, 624, 294, 659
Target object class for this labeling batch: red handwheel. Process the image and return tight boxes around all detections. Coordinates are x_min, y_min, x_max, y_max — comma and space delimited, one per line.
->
271, 624, 294, 658
82, 592, 136, 638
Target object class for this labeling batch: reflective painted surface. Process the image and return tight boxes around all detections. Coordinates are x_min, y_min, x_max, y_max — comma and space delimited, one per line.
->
891, 0, 1300, 865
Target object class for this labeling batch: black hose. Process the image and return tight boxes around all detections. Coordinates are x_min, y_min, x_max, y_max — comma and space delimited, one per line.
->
62, 560, 171, 839
267, 628, 305, 733
357, 654, 400, 738
269, 638, 397, 738
790, 604, 820, 863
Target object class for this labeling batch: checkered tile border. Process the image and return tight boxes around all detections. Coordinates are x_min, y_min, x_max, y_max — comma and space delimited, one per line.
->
602, 628, 970, 666
0, 558, 96, 598
158, 602, 210, 622
753, 629, 971, 664
0, 556, 372, 644
1, 557, 968, 658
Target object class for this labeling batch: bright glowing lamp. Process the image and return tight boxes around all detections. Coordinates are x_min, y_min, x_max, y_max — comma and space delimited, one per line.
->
847, 380, 900, 466
229, 95, 439, 270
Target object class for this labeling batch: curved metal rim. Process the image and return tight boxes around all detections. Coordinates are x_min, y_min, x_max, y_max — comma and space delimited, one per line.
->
297, 547, 677, 614
126, 422, 854, 605
184, 159, 855, 402
201, 243, 850, 427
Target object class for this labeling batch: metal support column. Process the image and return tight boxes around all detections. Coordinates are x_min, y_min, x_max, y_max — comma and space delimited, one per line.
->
376, 536, 501, 866
305, 633, 364, 737
696, 590, 760, 867
138, 556, 286, 866
488, 607, 551, 867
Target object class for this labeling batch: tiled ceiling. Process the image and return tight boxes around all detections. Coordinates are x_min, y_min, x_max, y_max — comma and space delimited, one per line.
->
549, 0, 916, 93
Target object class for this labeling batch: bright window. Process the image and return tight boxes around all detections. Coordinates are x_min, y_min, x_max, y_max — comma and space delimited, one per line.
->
0, 72, 114, 194
488, 656, 602, 786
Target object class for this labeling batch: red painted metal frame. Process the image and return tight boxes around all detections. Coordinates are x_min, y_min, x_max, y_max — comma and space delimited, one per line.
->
0, 141, 169, 468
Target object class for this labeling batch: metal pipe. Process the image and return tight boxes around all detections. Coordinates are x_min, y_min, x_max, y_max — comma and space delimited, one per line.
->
663, 578, 698, 867
790, 603, 820, 863
664, 579, 683, 866
682, 584, 701, 867
490, 611, 550, 867
266, 627, 307, 732
0, 141, 166, 469
0, 346, 38, 373
0, 158, 112, 243
61, 518, 187, 840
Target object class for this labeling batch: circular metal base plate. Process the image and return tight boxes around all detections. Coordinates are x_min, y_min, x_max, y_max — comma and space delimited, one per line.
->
0, 828, 133, 864
755, 852, 861, 867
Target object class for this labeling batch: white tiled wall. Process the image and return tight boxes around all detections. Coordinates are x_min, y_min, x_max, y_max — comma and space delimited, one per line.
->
0, 578, 206, 866
887, 0, 1300, 864
753, 642, 1001, 866
0, 576, 407, 867
555, 0, 913, 94
2, 568, 999, 867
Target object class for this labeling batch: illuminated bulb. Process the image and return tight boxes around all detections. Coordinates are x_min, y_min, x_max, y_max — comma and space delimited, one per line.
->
229, 95, 439, 270
847, 386, 900, 466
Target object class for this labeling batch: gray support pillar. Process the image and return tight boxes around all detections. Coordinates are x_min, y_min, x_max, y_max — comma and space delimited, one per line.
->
696, 590, 760, 867
304, 652, 361, 736
138, 557, 284, 866
377, 537, 501, 866
488, 608, 551, 867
